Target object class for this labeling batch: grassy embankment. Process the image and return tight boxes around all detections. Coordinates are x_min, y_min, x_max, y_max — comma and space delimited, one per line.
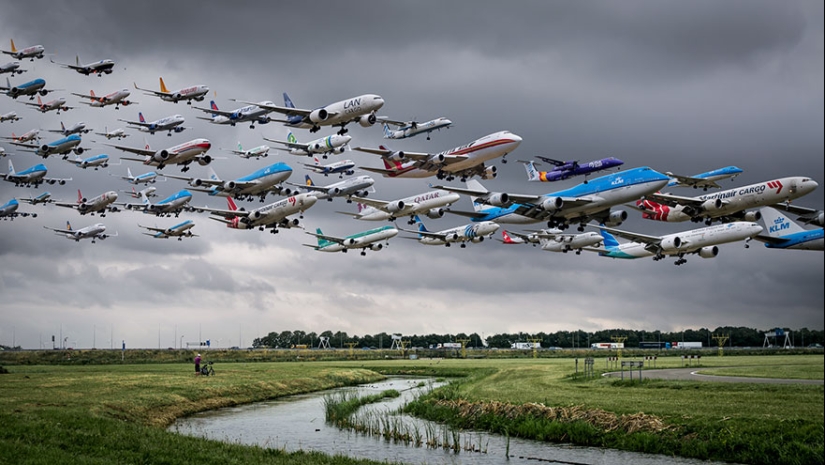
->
0, 353, 822, 464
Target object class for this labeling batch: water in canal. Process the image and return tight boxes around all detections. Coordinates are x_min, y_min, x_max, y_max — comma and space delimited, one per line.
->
171, 377, 731, 465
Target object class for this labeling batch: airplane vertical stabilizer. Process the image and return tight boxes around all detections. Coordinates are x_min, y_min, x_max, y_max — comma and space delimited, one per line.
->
598, 227, 620, 248
465, 179, 488, 212
382, 123, 392, 139
7, 160, 14, 175
283, 92, 295, 109
9, 39, 17, 53
287, 132, 298, 144
207, 167, 220, 182
159, 77, 170, 94
314, 227, 332, 248
524, 161, 541, 182
761, 208, 806, 236
66, 220, 72, 231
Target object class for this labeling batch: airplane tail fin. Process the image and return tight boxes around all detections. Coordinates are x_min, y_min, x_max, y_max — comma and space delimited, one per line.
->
143, 137, 151, 151
236, 141, 242, 152
66, 220, 72, 231
636, 198, 669, 222
207, 167, 220, 182
413, 215, 428, 236
382, 123, 393, 139
227, 197, 238, 212
37, 95, 43, 107
159, 77, 170, 94
598, 226, 620, 249
75, 55, 80, 67
76, 189, 83, 204
287, 131, 298, 144
313, 156, 320, 166
465, 180, 488, 212
138, 112, 145, 123
60, 121, 66, 132
760, 207, 805, 236
283, 92, 295, 108
89, 90, 96, 98
501, 230, 520, 244
7, 160, 14, 175
524, 161, 542, 182
126, 167, 133, 179
305, 174, 314, 187
9, 39, 17, 53
209, 100, 219, 117
314, 227, 333, 248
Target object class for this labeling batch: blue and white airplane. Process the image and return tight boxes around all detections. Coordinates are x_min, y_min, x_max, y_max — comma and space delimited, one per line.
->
302, 157, 356, 178
380, 117, 453, 140
1, 160, 71, 187
166, 162, 293, 202
665, 166, 744, 191
65, 153, 109, 170
284, 173, 374, 202
10, 133, 85, 158
45, 221, 116, 243
19, 191, 53, 205
118, 112, 186, 136
397, 215, 499, 248
754, 207, 823, 251
194, 99, 274, 129
115, 167, 160, 185
436, 166, 671, 231
119, 189, 193, 217
304, 225, 398, 256
139, 219, 197, 240
588, 221, 763, 265
0, 198, 37, 219
1, 77, 56, 100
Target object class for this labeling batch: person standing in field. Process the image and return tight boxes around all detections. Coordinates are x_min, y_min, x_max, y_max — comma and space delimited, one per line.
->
194, 353, 201, 374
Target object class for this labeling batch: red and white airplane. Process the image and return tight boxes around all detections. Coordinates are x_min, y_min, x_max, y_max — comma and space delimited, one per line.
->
106, 138, 212, 172
20, 95, 73, 114
0, 128, 40, 142
1, 40, 44, 61
356, 131, 522, 181
134, 77, 209, 104
72, 88, 136, 109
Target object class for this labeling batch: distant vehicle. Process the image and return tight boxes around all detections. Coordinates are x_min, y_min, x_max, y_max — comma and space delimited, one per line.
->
511, 342, 540, 350
807, 343, 823, 349
591, 342, 624, 349
118, 112, 186, 136
665, 166, 744, 191
0, 61, 26, 76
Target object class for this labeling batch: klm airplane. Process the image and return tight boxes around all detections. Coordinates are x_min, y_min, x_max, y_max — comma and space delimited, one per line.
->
754, 207, 823, 251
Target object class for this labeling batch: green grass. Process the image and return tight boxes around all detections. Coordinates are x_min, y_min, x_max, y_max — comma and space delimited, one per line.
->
696, 363, 824, 380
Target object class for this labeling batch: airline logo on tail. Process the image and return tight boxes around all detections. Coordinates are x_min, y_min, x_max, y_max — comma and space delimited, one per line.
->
501, 230, 518, 244
209, 100, 219, 117
287, 132, 298, 144
159, 77, 170, 94
524, 161, 542, 182
76, 189, 84, 204
382, 123, 393, 138
66, 221, 72, 231
283, 93, 295, 109
305, 175, 315, 187
598, 227, 620, 248
138, 112, 146, 123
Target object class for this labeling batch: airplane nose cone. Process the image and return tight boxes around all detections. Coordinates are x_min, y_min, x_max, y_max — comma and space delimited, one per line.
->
507, 132, 523, 144
341, 135, 352, 144
374, 96, 385, 108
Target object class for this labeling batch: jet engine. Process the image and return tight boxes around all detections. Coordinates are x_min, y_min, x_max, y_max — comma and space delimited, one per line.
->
742, 210, 761, 222
700, 198, 725, 213
223, 180, 237, 191
386, 151, 405, 162
173, 126, 185, 133
660, 236, 683, 251
487, 193, 510, 207
357, 113, 377, 127
471, 236, 484, 243
541, 196, 563, 212
604, 210, 628, 227
385, 201, 405, 213
40, 144, 50, 153
345, 237, 359, 246
481, 166, 497, 180
446, 233, 459, 243
331, 187, 342, 196
816, 212, 825, 226
121, 100, 134, 106
425, 208, 446, 219
172, 93, 182, 102
332, 146, 346, 154
73, 147, 84, 155
369, 243, 383, 251
197, 155, 212, 166
309, 108, 329, 123
698, 246, 719, 258
191, 178, 204, 187
152, 150, 170, 163
39, 89, 48, 96
249, 210, 264, 221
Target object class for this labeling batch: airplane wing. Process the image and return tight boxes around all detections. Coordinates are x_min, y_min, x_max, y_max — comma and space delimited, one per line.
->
771, 202, 823, 225
429, 184, 541, 205
20, 197, 55, 205
752, 234, 789, 245
347, 196, 391, 211
230, 99, 313, 118
376, 117, 409, 127
665, 172, 721, 190
9, 141, 38, 151
589, 224, 662, 249
354, 146, 432, 161
117, 118, 147, 127
200, 206, 250, 219
645, 192, 704, 208
43, 225, 73, 234
285, 181, 326, 194
536, 156, 567, 167
395, 225, 446, 240
133, 82, 167, 97
305, 230, 346, 245
105, 143, 155, 157
138, 224, 167, 233
358, 166, 401, 176
70, 92, 97, 100
42, 175, 72, 185
263, 136, 309, 151
445, 209, 489, 219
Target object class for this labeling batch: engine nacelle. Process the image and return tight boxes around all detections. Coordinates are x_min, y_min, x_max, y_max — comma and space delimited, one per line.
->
331, 187, 342, 196
487, 193, 510, 207
604, 210, 628, 227
40, 144, 50, 153
698, 246, 719, 258
345, 237, 359, 247
425, 208, 446, 219
481, 166, 497, 180
223, 180, 236, 191
541, 196, 563, 212
153, 150, 170, 162
59, 180, 66, 185
191, 178, 204, 187
39, 89, 48, 96
250, 210, 263, 221
173, 126, 185, 133
386, 151, 405, 162
660, 236, 683, 251
369, 243, 383, 251
816, 212, 825, 226
309, 108, 329, 123
742, 210, 761, 222
429, 154, 446, 165
357, 113, 377, 127
121, 100, 133, 106
332, 146, 346, 154
197, 155, 212, 166
700, 198, 725, 213
11, 87, 19, 95
385, 201, 405, 213
445, 233, 459, 243
74, 147, 84, 155
172, 93, 182, 102
471, 236, 484, 243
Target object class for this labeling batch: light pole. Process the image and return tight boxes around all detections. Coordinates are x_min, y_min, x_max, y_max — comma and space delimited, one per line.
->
180, 335, 185, 350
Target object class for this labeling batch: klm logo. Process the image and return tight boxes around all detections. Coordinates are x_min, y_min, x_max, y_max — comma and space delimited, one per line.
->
769, 221, 791, 234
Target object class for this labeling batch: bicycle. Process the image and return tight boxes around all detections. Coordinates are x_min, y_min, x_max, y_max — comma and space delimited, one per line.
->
200, 361, 215, 376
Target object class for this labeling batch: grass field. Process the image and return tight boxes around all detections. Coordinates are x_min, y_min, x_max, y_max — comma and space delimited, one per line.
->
0, 353, 822, 464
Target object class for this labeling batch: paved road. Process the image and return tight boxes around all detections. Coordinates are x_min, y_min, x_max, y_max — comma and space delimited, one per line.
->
604, 367, 824, 385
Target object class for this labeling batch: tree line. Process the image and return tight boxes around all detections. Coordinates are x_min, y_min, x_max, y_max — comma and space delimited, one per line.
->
251, 326, 823, 350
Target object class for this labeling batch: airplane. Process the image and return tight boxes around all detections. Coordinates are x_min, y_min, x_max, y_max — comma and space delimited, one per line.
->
356, 131, 523, 181
0, 198, 37, 220
0, 147, 5, 157
340, 189, 461, 224
1, 40, 45, 61
499, 229, 604, 254
47, 121, 91, 136
0, 62, 26, 75
202, 194, 318, 234
165, 162, 293, 202
304, 225, 398, 255
121, 186, 158, 199
19, 191, 53, 205
10, 133, 86, 159
1, 128, 40, 142
665, 166, 744, 190
94, 126, 129, 140
264, 131, 351, 159
106, 138, 212, 171
303, 156, 356, 178
55, 189, 119, 216
139, 219, 198, 240
19, 95, 73, 114
234, 92, 385, 135
1, 160, 71, 187
118, 112, 185, 136
50, 56, 115, 76
284, 174, 374, 203
45, 221, 116, 243
133, 78, 209, 104
523, 156, 624, 182
397, 215, 499, 248
65, 153, 109, 170
194, 99, 274, 129
72, 88, 136, 109
769, 201, 824, 227
118, 189, 193, 218
635, 176, 819, 225
586, 221, 763, 265
222, 141, 270, 159
1, 77, 57, 100
435, 167, 672, 231
752, 207, 823, 251
0, 111, 21, 122
114, 167, 160, 185
380, 117, 453, 140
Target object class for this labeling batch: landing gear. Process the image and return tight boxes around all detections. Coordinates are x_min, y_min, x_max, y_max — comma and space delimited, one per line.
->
310, 125, 320, 133
460, 243, 466, 248
337, 127, 348, 135
360, 250, 366, 256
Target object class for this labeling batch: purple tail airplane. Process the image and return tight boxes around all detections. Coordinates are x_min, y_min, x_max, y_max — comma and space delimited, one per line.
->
523, 156, 624, 182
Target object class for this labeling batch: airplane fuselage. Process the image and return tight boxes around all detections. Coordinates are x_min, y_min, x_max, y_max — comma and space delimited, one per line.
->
4, 78, 46, 98
37, 134, 83, 157
540, 231, 603, 252
417, 221, 500, 246
355, 190, 461, 221
316, 226, 398, 252
231, 193, 317, 229
205, 163, 292, 197
599, 222, 763, 259
288, 94, 385, 130
384, 118, 453, 139
71, 154, 109, 169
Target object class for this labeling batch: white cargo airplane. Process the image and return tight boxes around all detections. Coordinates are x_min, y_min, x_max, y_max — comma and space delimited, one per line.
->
340, 189, 461, 224
139, 219, 198, 240
45, 221, 116, 243
303, 157, 356, 178
118, 189, 193, 218
134, 78, 209, 104
106, 138, 212, 172
265, 131, 351, 159
236, 92, 385, 135
94, 126, 129, 140
304, 225, 398, 255
1, 40, 44, 61
118, 112, 185, 136
0, 111, 21, 122
380, 117, 453, 140
115, 167, 160, 185
20, 95, 73, 114
635, 177, 819, 225
48, 121, 91, 136
1, 160, 71, 187
202, 194, 318, 234
72, 88, 136, 109
10, 134, 86, 159
165, 162, 293, 201
753, 207, 823, 251
194, 100, 274, 129
499, 229, 604, 254
284, 174, 374, 203
50, 56, 115, 76
55, 189, 119, 216
0, 198, 37, 219
357, 131, 523, 181
1, 128, 40, 142
65, 153, 109, 170
0, 61, 26, 75
397, 215, 499, 248
222, 141, 270, 159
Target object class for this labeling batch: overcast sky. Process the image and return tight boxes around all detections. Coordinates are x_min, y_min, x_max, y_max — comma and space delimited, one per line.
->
1, 1, 822, 350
